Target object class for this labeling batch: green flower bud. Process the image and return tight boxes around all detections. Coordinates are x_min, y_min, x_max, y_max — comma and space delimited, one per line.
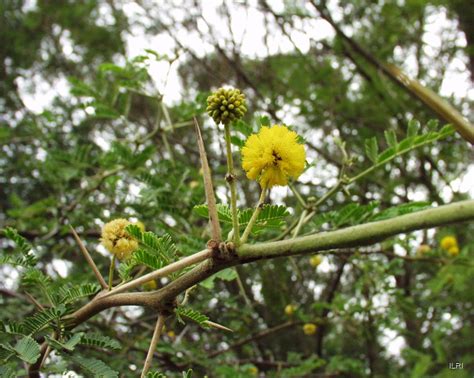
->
206, 87, 247, 125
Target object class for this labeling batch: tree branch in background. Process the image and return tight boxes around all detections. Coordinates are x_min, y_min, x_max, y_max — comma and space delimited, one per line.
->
309, 0, 474, 144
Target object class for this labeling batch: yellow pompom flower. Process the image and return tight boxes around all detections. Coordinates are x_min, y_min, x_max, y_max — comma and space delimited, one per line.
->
303, 323, 317, 335
101, 218, 138, 260
447, 245, 460, 257
284, 304, 296, 316
242, 125, 306, 188
206, 87, 247, 125
310, 255, 323, 267
440, 235, 457, 250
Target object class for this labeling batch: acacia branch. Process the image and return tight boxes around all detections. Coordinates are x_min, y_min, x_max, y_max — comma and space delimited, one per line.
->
65, 200, 473, 331
238, 200, 474, 260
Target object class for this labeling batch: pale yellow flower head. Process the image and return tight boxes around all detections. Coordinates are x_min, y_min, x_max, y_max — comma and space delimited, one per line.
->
101, 218, 138, 260
303, 323, 317, 335
206, 87, 247, 125
284, 304, 296, 316
248, 366, 258, 376
310, 255, 323, 267
242, 125, 306, 188
416, 244, 431, 256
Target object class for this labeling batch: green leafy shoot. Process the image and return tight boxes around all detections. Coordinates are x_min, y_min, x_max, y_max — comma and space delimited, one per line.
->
313, 202, 379, 229
56, 283, 101, 305
175, 307, 210, 329
368, 202, 431, 221
126, 225, 178, 266
312, 201, 431, 230
194, 204, 289, 233
22, 305, 67, 335
120, 225, 181, 281
1, 228, 37, 267
359, 121, 454, 179
21, 269, 55, 305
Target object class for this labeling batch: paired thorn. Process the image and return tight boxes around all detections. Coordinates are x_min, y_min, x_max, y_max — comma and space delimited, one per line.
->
194, 117, 222, 242
141, 313, 166, 377
69, 225, 108, 289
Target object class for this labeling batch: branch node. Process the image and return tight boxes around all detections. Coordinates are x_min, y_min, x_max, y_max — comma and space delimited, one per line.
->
225, 173, 235, 183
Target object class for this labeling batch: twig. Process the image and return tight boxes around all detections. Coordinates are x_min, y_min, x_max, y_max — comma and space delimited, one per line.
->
24, 291, 45, 310
160, 102, 176, 166
102, 249, 212, 298
193, 117, 222, 241
69, 225, 108, 289
141, 314, 166, 377
209, 321, 302, 358
289, 182, 307, 209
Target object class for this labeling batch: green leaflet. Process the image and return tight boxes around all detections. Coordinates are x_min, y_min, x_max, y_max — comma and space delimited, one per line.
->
56, 283, 101, 304
79, 333, 121, 351
200, 268, 238, 290
1, 228, 37, 267
364, 137, 379, 163
0, 320, 25, 336
0, 336, 41, 364
69, 355, 119, 377
145, 372, 167, 378
22, 305, 67, 335
45, 333, 83, 351
0, 365, 16, 378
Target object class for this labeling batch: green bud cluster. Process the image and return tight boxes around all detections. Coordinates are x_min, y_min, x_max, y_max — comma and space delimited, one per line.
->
206, 87, 247, 125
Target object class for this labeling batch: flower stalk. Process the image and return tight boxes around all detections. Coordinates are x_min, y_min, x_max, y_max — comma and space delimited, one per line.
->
108, 255, 116, 291
241, 186, 267, 244
224, 123, 241, 245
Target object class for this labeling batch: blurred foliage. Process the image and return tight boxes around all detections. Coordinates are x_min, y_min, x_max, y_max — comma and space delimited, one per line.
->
1, 0, 473, 377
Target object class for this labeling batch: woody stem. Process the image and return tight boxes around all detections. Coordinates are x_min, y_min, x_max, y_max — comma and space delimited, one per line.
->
241, 186, 268, 245
224, 123, 240, 245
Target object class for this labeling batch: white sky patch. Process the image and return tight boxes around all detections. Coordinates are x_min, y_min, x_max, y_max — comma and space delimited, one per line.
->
51, 259, 72, 278
381, 328, 406, 359
0, 266, 20, 290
